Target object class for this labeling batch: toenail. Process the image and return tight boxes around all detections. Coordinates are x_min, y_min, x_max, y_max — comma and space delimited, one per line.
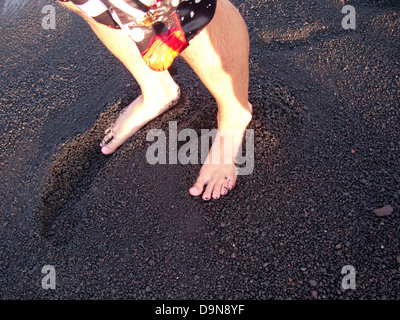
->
103, 134, 114, 145
102, 130, 115, 144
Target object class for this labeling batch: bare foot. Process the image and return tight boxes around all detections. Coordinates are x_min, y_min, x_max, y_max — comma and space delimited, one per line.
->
189, 129, 246, 200
100, 83, 181, 154
189, 163, 237, 201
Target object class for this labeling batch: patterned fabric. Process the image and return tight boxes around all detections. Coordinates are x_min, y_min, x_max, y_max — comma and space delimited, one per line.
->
58, 0, 120, 28
58, 0, 217, 71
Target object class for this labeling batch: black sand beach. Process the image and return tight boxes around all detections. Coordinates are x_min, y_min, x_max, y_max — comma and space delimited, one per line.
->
0, 0, 399, 300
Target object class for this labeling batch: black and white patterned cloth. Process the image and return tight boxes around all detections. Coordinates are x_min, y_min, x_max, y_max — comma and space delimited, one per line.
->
59, 0, 217, 42
58, 0, 217, 70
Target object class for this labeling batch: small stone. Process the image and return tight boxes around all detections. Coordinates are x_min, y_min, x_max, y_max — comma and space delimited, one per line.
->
311, 290, 318, 299
145, 286, 151, 293
309, 280, 317, 287
374, 205, 393, 217
396, 255, 400, 264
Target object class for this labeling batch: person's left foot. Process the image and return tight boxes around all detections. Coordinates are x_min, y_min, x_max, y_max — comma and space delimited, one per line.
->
189, 162, 237, 200
189, 129, 245, 200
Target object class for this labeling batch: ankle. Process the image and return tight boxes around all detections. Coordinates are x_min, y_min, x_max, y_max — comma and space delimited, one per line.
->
219, 108, 252, 131
142, 80, 179, 102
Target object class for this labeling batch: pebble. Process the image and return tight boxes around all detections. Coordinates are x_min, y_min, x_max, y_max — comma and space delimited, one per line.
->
374, 205, 393, 217
311, 290, 318, 299
309, 280, 317, 287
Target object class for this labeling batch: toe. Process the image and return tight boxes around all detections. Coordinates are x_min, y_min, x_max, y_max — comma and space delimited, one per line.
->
100, 132, 117, 155
221, 176, 229, 195
100, 129, 130, 155
212, 181, 223, 199
221, 184, 229, 196
101, 144, 117, 155
228, 176, 237, 190
202, 182, 215, 201
100, 130, 114, 147
101, 135, 122, 155
189, 177, 206, 197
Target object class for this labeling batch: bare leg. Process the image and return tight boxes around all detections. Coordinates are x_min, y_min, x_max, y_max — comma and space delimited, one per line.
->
180, 0, 252, 200
59, 1, 181, 155
60, 0, 252, 201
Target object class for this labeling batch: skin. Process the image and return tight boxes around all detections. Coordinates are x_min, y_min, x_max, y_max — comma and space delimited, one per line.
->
59, 0, 252, 201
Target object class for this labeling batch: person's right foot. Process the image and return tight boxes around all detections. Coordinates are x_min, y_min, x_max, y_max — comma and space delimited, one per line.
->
100, 83, 181, 155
